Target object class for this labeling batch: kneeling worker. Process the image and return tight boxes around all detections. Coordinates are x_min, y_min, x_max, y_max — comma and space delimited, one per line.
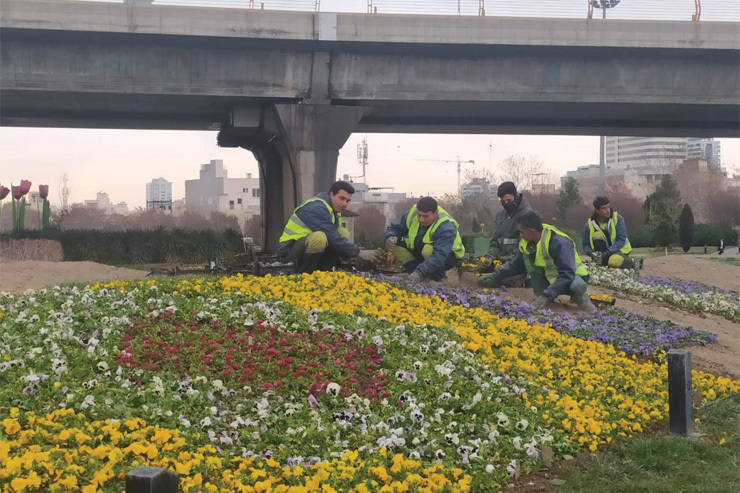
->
278, 180, 372, 273
480, 211, 596, 313
385, 196, 465, 282
582, 196, 641, 271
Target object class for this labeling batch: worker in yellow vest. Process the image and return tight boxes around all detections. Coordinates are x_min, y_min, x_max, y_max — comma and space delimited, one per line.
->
480, 211, 596, 313
385, 196, 465, 282
278, 180, 374, 273
582, 196, 642, 271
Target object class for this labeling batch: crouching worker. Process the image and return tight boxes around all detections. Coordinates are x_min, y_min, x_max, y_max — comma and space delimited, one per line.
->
582, 196, 641, 271
385, 196, 465, 282
278, 180, 373, 273
479, 211, 596, 313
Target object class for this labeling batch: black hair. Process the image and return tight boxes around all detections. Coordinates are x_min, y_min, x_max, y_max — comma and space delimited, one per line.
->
329, 180, 355, 195
517, 210, 543, 231
497, 181, 518, 198
593, 196, 610, 209
416, 196, 438, 213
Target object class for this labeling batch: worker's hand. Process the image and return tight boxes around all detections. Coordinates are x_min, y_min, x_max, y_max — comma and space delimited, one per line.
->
530, 294, 552, 310
478, 270, 502, 288
385, 236, 398, 249
600, 252, 611, 266
357, 249, 377, 262
589, 252, 602, 264
408, 270, 423, 283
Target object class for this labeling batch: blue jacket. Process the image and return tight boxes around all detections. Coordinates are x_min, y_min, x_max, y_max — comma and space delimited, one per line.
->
581, 213, 629, 255
278, 192, 360, 259
498, 233, 580, 299
385, 210, 458, 277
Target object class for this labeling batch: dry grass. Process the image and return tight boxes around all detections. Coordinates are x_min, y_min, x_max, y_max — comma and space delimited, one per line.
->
0, 239, 63, 262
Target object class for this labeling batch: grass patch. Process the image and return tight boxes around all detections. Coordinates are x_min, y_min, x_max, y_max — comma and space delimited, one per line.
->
551, 393, 740, 492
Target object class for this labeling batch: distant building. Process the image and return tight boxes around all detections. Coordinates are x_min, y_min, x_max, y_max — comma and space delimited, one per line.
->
185, 159, 260, 222
343, 175, 408, 225
605, 137, 721, 170
461, 178, 495, 199
76, 192, 129, 215
146, 177, 172, 212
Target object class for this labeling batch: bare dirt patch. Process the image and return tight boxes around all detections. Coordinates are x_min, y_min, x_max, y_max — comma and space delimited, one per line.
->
643, 255, 740, 292
0, 260, 148, 293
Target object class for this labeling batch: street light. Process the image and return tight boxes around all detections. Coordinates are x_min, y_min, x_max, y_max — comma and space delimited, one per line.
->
592, 0, 621, 19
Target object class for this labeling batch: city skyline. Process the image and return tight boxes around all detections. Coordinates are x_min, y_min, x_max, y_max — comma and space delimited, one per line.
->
0, 128, 737, 210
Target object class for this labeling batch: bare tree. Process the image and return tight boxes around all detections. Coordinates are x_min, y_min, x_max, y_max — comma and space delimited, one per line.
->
673, 162, 725, 223
463, 167, 497, 186
354, 204, 386, 240
497, 154, 544, 192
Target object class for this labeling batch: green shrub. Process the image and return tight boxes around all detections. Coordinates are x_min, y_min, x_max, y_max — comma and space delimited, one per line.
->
2, 229, 244, 265
679, 204, 694, 253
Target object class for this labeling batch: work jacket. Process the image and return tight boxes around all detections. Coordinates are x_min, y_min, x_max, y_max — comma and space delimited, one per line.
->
278, 192, 359, 259
488, 194, 533, 264
582, 211, 632, 256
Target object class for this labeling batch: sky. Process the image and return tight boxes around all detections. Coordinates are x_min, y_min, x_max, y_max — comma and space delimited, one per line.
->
1, 0, 738, 208
1, 129, 738, 209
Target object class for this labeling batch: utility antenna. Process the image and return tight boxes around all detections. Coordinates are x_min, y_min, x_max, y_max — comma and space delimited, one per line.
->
356, 136, 369, 183
415, 155, 475, 198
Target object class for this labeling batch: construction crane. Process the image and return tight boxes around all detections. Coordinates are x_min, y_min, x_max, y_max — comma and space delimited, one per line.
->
415, 156, 475, 198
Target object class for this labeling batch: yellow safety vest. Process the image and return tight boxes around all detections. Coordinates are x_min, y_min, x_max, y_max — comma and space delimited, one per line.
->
404, 204, 466, 259
279, 197, 338, 243
519, 224, 588, 283
587, 211, 632, 255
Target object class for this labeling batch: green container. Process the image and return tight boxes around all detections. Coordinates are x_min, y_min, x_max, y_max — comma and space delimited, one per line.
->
473, 236, 491, 255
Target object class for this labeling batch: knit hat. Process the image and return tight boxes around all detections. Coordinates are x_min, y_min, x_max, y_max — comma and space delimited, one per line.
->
593, 196, 610, 209
497, 181, 518, 198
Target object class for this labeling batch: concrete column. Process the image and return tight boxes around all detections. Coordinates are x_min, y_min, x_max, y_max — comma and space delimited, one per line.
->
218, 103, 367, 253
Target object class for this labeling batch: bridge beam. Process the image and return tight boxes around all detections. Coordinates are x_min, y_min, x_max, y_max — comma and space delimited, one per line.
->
220, 104, 367, 253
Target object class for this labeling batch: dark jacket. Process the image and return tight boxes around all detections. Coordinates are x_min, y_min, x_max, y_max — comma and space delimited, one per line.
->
385, 210, 458, 277
488, 194, 533, 263
497, 233, 580, 299
278, 192, 359, 259
581, 212, 629, 256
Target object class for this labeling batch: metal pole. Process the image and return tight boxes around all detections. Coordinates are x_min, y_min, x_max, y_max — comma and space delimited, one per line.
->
667, 350, 694, 436
599, 136, 606, 195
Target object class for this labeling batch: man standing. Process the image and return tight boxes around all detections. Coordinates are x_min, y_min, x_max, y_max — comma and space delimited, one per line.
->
582, 196, 641, 271
480, 211, 596, 313
278, 180, 372, 273
484, 181, 533, 285
385, 196, 465, 282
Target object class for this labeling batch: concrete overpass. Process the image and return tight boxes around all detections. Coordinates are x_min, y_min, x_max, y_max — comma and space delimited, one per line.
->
2, 1, 738, 251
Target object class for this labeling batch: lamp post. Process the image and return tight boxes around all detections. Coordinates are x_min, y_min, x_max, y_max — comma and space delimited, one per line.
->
591, 1, 620, 194
593, 0, 621, 19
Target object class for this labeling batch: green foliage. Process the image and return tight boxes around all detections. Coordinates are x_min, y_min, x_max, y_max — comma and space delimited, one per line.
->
694, 223, 739, 247
471, 216, 481, 233
2, 228, 244, 265
41, 199, 51, 231
630, 225, 657, 248
555, 177, 581, 223
679, 204, 695, 253
644, 176, 681, 225
654, 220, 678, 248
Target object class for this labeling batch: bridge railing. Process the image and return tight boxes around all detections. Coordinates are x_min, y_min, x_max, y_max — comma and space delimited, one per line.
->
84, 0, 740, 22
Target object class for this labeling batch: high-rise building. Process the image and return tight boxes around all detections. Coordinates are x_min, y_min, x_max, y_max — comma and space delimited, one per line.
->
604, 137, 721, 170
185, 159, 260, 221
146, 177, 173, 211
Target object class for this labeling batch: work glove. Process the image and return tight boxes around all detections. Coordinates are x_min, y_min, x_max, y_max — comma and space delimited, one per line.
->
589, 251, 602, 264
357, 249, 377, 262
478, 270, 502, 288
408, 270, 423, 283
385, 236, 398, 249
530, 294, 553, 310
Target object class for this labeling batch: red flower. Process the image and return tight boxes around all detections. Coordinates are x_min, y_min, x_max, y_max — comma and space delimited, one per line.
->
11, 185, 23, 200
38, 184, 49, 200
0, 186, 8, 200
19, 180, 31, 195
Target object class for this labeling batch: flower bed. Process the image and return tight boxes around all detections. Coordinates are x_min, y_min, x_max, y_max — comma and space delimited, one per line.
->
588, 267, 740, 321
1, 273, 738, 493
367, 275, 717, 356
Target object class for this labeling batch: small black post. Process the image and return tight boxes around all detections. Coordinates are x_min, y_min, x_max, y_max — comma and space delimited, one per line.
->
667, 349, 693, 436
126, 467, 178, 493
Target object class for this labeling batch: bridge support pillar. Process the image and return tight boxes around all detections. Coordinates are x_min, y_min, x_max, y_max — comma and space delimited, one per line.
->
219, 103, 367, 253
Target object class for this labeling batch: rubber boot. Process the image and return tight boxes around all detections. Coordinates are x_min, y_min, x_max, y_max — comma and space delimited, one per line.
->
571, 292, 597, 313
298, 252, 322, 274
